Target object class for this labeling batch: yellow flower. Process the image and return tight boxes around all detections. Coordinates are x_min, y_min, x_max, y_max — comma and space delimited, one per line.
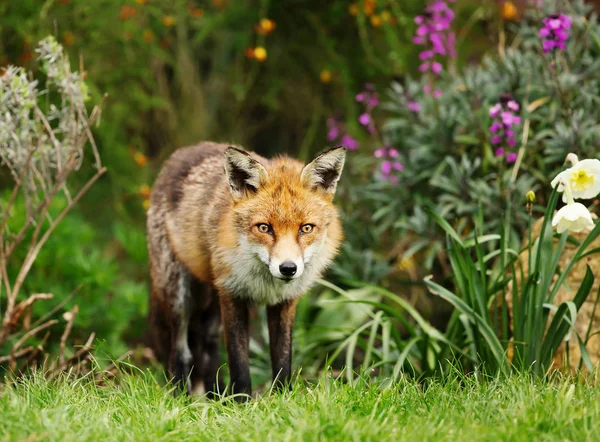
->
162, 15, 176, 27
320, 70, 332, 84
143, 199, 151, 211
143, 29, 155, 42
256, 18, 276, 36
502, 1, 518, 21
381, 10, 392, 23
370, 14, 382, 27
134, 152, 149, 167
349, 3, 359, 15
254, 46, 267, 62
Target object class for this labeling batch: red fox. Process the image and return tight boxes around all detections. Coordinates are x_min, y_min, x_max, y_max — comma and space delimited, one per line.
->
147, 142, 345, 397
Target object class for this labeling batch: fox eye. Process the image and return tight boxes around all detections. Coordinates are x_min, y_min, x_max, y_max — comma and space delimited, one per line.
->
257, 223, 272, 234
300, 224, 314, 234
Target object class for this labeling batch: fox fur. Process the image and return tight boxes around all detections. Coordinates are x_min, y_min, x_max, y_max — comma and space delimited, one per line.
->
147, 141, 346, 398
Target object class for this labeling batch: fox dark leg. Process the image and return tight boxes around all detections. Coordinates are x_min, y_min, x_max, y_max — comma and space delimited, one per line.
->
219, 293, 251, 399
266, 298, 298, 391
188, 281, 223, 398
168, 269, 193, 396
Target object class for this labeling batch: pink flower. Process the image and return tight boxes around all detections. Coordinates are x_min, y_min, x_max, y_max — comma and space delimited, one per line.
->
431, 62, 443, 74
381, 160, 392, 175
433, 90, 443, 98
408, 101, 421, 112
506, 152, 517, 163
374, 148, 386, 158
489, 104, 502, 118
489, 122, 503, 133
341, 134, 359, 150
491, 136, 502, 144
495, 148, 505, 157
388, 148, 399, 158
358, 113, 371, 126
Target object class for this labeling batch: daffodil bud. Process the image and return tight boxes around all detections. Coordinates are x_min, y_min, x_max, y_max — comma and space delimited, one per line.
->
525, 190, 535, 203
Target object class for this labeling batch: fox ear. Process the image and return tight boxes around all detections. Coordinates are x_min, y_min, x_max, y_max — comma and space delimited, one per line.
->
224, 147, 268, 201
301, 146, 346, 196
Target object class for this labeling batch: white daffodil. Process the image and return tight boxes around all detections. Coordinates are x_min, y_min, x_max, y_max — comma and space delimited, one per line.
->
551, 202, 594, 233
551, 154, 600, 202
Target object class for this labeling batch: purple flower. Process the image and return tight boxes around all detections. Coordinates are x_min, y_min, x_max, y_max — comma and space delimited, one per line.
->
489, 104, 501, 118
327, 127, 339, 141
540, 14, 571, 53
433, 90, 443, 99
355, 93, 366, 102
388, 148, 399, 158
413, 0, 455, 94
407, 100, 421, 112
489, 94, 521, 165
381, 160, 392, 175
392, 161, 404, 171
489, 122, 503, 133
374, 148, 386, 158
359, 113, 371, 126
375, 147, 403, 184
341, 134, 359, 150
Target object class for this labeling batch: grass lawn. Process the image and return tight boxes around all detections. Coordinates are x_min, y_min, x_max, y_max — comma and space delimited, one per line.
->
1, 371, 599, 441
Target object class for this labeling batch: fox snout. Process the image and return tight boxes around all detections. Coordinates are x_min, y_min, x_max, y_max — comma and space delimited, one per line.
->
268, 243, 306, 281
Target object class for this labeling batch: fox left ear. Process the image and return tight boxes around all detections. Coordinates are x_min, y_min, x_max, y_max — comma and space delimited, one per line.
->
301, 146, 346, 196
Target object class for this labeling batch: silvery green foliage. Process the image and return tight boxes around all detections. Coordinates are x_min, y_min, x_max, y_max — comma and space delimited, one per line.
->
0, 36, 92, 210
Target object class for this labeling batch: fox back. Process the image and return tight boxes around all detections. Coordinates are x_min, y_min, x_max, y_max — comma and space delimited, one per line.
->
147, 141, 346, 397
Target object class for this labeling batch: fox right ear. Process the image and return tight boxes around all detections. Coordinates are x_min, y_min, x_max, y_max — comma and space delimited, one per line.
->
224, 147, 268, 201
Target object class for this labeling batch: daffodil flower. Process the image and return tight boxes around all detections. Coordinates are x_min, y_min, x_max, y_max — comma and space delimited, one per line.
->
551, 166, 595, 233
551, 154, 600, 202
551, 202, 594, 233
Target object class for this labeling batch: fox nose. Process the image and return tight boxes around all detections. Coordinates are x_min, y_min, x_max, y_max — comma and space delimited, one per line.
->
279, 261, 297, 277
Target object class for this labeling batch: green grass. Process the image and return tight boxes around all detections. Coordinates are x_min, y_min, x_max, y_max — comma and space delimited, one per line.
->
1, 370, 600, 441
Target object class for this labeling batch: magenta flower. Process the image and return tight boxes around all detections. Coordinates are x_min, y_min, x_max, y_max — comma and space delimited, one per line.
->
412, 0, 455, 88
539, 14, 571, 53
359, 113, 371, 126
374, 146, 404, 184
341, 134, 359, 150
489, 94, 521, 163
407, 100, 421, 112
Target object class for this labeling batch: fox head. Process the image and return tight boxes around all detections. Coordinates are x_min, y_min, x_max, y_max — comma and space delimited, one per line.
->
223, 146, 346, 282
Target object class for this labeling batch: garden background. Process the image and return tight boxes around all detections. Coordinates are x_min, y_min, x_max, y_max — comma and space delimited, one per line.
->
3, 0, 600, 397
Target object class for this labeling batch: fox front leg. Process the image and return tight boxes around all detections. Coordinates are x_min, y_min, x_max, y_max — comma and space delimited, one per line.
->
219, 293, 251, 399
266, 298, 298, 391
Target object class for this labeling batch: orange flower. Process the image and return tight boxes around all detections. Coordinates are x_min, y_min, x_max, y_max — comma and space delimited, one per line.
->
211, 0, 225, 8
160, 39, 171, 49
134, 152, 149, 167
244, 47, 256, 59
135, 0, 147, 4
143, 29, 155, 42
63, 31, 75, 47
253, 46, 267, 62
255, 18, 276, 36
502, 1, 519, 21
363, 0, 375, 16
349, 3, 359, 15
320, 70, 332, 84
139, 185, 152, 198
189, 7, 204, 18
370, 14, 382, 27
120, 5, 138, 21
162, 15, 176, 27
